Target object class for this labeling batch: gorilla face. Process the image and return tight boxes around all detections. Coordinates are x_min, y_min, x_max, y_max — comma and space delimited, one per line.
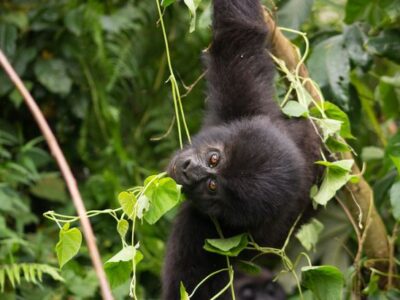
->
168, 117, 307, 228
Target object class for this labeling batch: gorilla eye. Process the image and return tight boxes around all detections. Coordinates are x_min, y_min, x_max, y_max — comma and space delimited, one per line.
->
207, 178, 217, 192
208, 152, 220, 168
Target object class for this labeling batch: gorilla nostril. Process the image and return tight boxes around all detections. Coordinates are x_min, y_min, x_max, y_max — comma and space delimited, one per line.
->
182, 159, 191, 172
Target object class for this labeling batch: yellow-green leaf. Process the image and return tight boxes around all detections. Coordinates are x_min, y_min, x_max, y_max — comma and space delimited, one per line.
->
56, 227, 82, 268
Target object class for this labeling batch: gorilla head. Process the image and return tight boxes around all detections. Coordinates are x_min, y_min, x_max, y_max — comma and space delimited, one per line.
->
168, 117, 307, 228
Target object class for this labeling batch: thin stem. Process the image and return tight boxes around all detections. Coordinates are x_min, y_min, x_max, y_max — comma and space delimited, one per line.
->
155, 0, 191, 147
210, 217, 236, 300
0, 50, 113, 300
189, 268, 229, 298
209, 267, 234, 300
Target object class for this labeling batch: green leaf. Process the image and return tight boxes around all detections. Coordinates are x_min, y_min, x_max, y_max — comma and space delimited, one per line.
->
378, 76, 400, 119
313, 160, 356, 206
390, 181, 400, 221
343, 24, 371, 68
162, 0, 176, 8
344, 0, 399, 28
366, 30, 400, 64
236, 260, 262, 275
137, 194, 150, 219
0, 268, 4, 292
315, 119, 342, 141
104, 260, 132, 289
322, 102, 353, 139
1, 12, 29, 30
390, 156, 400, 175
0, 24, 17, 58
34, 59, 72, 95
64, 7, 84, 36
117, 219, 129, 240
361, 146, 384, 161
308, 35, 350, 110
10, 81, 33, 108
277, 0, 314, 39
180, 282, 190, 300
30, 174, 67, 202
316, 160, 354, 172
204, 234, 248, 257
183, 0, 201, 33
282, 101, 309, 117
325, 137, 351, 153
104, 246, 142, 288
118, 191, 137, 219
144, 177, 182, 224
56, 225, 82, 269
296, 218, 324, 251
301, 265, 344, 300
106, 246, 135, 263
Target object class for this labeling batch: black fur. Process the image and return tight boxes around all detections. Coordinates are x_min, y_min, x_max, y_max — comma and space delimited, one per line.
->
162, 0, 321, 299
234, 269, 286, 300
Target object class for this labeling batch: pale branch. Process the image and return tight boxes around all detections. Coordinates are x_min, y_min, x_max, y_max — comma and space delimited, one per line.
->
0, 50, 114, 300
262, 11, 391, 280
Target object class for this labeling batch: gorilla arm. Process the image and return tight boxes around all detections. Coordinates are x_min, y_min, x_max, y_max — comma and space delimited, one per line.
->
203, 0, 281, 126
162, 202, 228, 300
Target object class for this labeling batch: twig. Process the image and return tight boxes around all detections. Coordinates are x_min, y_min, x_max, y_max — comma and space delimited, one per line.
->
388, 222, 399, 289
181, 71, 206, 98
0, 50, 113, 300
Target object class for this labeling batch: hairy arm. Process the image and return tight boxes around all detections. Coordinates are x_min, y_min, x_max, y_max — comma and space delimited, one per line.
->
204, 0, 280, 126
162, 203, 228, 300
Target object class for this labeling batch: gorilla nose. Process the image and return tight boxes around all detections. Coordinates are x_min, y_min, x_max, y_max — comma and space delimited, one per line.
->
180, 158, 206, 185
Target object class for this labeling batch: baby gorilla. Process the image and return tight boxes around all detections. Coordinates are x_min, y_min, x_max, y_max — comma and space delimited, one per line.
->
162, 0, 321, 299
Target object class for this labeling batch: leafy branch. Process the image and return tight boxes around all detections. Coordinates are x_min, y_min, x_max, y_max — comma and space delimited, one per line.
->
263, 8, 392, 289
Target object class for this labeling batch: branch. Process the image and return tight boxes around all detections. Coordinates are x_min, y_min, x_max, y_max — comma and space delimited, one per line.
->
262, 11, 391, 283
0, 50, 114, 300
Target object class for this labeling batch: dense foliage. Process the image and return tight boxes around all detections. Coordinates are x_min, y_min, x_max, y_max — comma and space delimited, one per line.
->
0, 0, 399, 299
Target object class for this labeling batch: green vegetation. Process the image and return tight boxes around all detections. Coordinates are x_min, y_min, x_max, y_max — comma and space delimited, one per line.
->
0, 0, 399, 299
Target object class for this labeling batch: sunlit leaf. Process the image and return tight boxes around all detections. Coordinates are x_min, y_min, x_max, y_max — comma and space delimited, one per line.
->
390, 156, 400, 175
313, 160, 356, 206
296, 218, 324, 251
361, 146, 384, 161
180, 282, 190, 300
204, 234, 248, 257
322, 102, 353, 139
282, 101, 309, 117
118, 191, 137, 219
315, 119, 342, 141
117, 219, 129, 240
183, 0, 201, 33
56, 224, 82, 268
137, 194, 150, 219
144, 177, 182, 224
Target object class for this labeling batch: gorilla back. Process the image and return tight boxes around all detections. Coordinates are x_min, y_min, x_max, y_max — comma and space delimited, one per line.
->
162, 0, 321, 299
